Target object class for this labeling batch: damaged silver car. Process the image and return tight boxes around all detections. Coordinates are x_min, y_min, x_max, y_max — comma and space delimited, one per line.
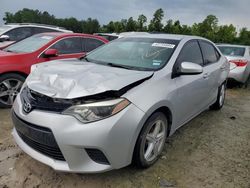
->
11, 34, 229, 173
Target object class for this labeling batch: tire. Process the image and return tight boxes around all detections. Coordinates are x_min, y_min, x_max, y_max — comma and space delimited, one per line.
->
210, 82, 226, 110
0, 73, 25, 108
133, 112, 168, 168
243, 74, 250, 88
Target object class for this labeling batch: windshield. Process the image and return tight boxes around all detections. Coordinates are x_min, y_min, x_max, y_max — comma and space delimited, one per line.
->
3, 34, 56, 53
218, 46, 246, 57
0, 26, 11, 34
85, 37, 179, 71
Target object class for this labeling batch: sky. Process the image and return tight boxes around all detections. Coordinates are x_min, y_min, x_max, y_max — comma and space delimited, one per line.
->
1, 0, 250, 29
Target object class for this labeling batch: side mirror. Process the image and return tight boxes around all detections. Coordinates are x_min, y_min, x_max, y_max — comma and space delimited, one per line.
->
180, 62, 203, 75
0, 35, 10, 42
172, 62, 203, 78
43, 49, 58, 58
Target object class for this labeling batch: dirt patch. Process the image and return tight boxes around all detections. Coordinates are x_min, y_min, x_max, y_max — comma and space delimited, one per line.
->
0, 88, 250, 188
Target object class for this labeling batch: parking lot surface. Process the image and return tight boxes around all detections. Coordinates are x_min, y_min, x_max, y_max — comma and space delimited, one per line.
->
0, 87, 249, 188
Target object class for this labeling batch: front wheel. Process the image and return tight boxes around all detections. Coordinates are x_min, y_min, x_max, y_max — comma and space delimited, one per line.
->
133, 112, 168, 168
210, 82, 226, 110
0, 73, 25, 108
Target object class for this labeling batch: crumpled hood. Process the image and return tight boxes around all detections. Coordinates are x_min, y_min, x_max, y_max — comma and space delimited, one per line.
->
26, 59, 153, 99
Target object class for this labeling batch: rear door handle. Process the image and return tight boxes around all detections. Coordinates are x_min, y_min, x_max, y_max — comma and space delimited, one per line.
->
220, 66, 226, 70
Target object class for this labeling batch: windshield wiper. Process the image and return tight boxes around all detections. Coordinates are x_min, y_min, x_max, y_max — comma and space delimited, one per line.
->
106, 63, 135, 70
83, 57, 90, 62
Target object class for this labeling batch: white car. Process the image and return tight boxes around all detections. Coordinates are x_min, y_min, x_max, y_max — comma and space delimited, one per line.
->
0, 23, 72, 48
217, 44, 250, 85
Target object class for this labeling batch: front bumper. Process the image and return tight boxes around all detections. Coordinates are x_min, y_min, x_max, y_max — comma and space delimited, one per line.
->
12, 95, 146, 173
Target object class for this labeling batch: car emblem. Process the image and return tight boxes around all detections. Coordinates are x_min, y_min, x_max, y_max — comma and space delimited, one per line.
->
23, 100, 32, 113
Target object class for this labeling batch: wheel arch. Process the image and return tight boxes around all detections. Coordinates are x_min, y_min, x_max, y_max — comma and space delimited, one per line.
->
0, 71, 28, 78
153, 106, 173, 136
131, 105, 173, 166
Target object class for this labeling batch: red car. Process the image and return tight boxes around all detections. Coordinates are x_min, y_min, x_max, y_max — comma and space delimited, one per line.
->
0, 32, 108, 107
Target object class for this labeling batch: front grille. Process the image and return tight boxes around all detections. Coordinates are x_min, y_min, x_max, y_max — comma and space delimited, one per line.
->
20, 87, 72, 113
12, 112, 65, 161
86, 149, 110, 165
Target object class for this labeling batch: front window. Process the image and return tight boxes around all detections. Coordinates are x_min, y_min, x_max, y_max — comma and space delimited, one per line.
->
3, 34, 56, 53
218, 46, 246, 57
50, 37, 83, 54
85, 37, 179, 71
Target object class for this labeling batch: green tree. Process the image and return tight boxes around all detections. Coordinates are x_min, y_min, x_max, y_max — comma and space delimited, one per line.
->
126, 17, 137, 31
60, 17, 82, 33
105, 21, 115, 33
192, 15, 219, 41
216, 24, 237, 43
163, 19, 174, 33
137, 14, 147, 31
148, 8, 164, 32
81, 18, 100, 34
237, 28, 250, 45
3, 8, 250, 45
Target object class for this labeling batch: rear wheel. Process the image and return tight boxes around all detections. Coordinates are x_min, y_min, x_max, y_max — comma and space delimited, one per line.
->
133, 112, 168, 168
0, 74, 25, 108
210, 82, 226, 110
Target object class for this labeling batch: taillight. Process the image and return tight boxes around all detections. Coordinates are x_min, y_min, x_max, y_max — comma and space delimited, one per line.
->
229, 60, 248, 67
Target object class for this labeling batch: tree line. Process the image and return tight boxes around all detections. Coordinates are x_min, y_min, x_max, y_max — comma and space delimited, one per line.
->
3, 8, 250, 45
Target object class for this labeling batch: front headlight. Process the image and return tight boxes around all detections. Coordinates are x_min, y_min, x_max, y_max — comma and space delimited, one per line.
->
62, 98, 130, 123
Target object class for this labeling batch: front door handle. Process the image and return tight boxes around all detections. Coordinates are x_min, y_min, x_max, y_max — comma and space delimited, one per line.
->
203, 73, 209, 79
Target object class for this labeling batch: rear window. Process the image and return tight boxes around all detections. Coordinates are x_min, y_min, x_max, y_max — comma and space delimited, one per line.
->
218, 46, 246, 57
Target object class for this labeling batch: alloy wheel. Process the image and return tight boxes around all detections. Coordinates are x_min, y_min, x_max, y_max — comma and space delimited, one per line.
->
142, 119, 166, 162
0, 79, 23, 106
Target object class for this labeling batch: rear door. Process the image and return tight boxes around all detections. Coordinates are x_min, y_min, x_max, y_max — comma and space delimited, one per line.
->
198, 40, 223, 105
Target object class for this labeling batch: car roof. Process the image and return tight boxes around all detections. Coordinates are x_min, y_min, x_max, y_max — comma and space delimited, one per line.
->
217, 44, 249, 48
5, 23, 72, 32
122, 33, 206, 41
37, 32, 109, 42
94, 33, 119, 37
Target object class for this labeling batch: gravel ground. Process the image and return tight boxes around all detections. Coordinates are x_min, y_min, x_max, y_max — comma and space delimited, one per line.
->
0, 87, 249, 188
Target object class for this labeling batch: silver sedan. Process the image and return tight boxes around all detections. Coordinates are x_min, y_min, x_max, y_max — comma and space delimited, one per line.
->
12, 34, 229, 173
217, 44, 250, 85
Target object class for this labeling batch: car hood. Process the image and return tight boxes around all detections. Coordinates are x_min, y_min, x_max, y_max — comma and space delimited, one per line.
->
0, 50, 27, 58
26, 59, 154, 99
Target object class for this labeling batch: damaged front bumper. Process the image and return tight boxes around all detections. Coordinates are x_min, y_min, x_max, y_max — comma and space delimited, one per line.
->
12, 94, 146, 173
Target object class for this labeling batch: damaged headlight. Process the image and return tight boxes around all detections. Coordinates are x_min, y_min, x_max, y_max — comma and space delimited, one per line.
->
62, 98, 131, 123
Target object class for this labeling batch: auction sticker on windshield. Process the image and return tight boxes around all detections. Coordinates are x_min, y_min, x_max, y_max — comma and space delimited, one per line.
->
152, 43, 175, 48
